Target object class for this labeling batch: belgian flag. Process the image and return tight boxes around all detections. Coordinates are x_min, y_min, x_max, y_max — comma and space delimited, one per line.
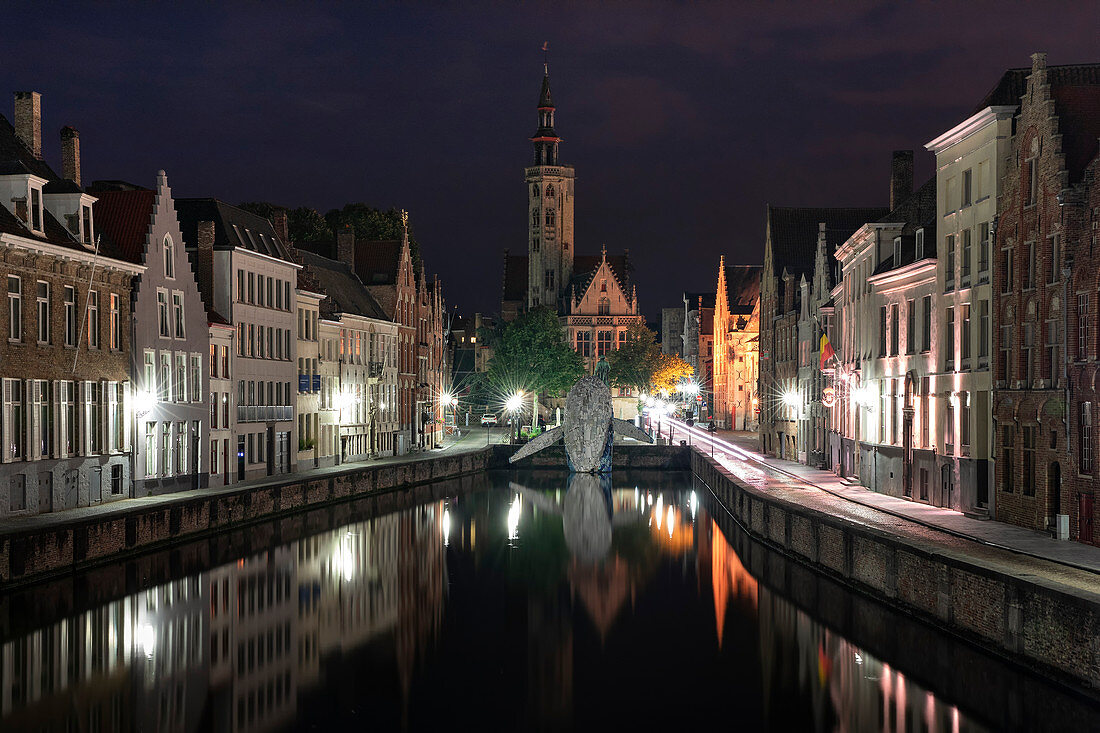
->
819, 333, 836, 370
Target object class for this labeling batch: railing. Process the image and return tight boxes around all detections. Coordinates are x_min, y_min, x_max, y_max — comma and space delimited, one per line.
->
236, 404, 293, 422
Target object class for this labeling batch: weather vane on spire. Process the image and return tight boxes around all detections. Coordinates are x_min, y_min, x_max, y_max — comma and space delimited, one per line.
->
542, 41, 549, 74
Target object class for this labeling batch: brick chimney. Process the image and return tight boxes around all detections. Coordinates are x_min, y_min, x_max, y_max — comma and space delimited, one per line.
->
337, 225, 355, 270
272, 209, 289, 245
14, 91, 42, 159
890, 150, 914, 210
194, 220, 216, 308
61, 126, 80, 185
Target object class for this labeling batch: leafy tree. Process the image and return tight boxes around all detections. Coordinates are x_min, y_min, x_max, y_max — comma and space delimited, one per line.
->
480, 307, 583, 425
325, 203, 422, 273
607, 322, 693, 394
287, 207, 332, 242
237, 201, 278, 220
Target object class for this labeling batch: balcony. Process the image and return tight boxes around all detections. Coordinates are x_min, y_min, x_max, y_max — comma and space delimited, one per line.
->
237, 404, 293, 422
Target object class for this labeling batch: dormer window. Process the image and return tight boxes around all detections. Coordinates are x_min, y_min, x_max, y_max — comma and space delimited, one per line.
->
893, 237, 901, 266
916, 229, 925, 259
81, 204, 93, 244
163, 235, 175, 278
30, 187, 42, 232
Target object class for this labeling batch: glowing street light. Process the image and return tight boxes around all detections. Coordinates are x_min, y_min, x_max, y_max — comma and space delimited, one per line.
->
133, 388, 157, 418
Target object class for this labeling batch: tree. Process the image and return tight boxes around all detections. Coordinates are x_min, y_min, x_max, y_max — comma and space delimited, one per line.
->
325, 203, 423, 273
606, 322, 693, 395
650, 353, 694, 394
479, 307, 583, 426
287, 207, 332, 242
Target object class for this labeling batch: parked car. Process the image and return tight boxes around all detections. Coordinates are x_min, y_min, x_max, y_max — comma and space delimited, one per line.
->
480, 414, 498, 426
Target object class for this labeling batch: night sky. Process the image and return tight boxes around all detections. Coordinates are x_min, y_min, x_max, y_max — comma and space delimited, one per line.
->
3, 3, 1096, 320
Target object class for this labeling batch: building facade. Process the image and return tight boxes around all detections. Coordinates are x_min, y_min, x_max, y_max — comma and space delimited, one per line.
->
94, 172, 210, 497
712, 260, 762, 431
295, 288, 325, 468
208, 317, 234, 485
177, 199, 301, 480
0, 93, 140, 516
992, 54, 1100, 544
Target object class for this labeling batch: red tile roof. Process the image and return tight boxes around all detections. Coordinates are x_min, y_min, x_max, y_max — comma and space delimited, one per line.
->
92, 189, 155, 264
354, 239, 402, 285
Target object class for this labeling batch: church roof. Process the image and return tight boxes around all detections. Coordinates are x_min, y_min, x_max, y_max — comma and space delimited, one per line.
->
722, 264, 762, 316
538, 74, 553, 108
766, 206, 888, 280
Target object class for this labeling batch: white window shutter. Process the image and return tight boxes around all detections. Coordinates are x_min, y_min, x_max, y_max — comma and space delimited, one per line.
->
1, 379, 11, 463
29, 380, 41, 460
82, 381, 92, 456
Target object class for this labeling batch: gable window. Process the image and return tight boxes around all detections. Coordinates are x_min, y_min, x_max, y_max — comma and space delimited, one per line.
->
915, 229, 925, 259
893, 237, 901, 266
598, 297, 610, 316
157, 290, 169, 337
30, 187, 42, 231
36, 281, 49, 344
82, 205, 93, 245
1026, 154, 1038, 206
87, 290, 99, 348
163, 235, 175, 278
7, 276, 21, 342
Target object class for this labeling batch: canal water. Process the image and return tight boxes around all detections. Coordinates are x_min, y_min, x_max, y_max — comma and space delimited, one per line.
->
0, 469, 1096, 731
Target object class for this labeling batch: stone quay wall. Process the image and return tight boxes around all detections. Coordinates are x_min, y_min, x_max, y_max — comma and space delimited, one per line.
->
492, 443, 690, 470
0, 448, 492, 588
692, 449, 1100, 693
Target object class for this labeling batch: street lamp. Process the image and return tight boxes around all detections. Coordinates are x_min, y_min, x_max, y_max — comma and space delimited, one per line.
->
506, 392, 523, 444
131, 387, 158, 497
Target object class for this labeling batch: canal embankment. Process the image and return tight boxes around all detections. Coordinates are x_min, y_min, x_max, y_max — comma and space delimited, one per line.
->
692, 449, 1100, 695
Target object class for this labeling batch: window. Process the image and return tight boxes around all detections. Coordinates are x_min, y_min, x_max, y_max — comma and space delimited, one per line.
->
961, 229, 971, 280
3, 379, 25, 460
1023, 321, 1034, 385
30, 187, 41, 231
163, 235, 175, 278
64, 286, 76, 346
960, 392, 970, 455
544, 269, 555, 291
36, 281, 49, 344
532, 237, 539, 252
160, 422, 170, 476
143, 350, 155, 393
920, 376, 929, 448
210, 439, 218, 474
961, 304, 971, 362
961, 168, 972, 207
6, 275, 20, 341
285, 281, 290, 310
944, 307, 955, 369
87, 290, 99, 348
191, 355, 201, 402
945, 396, 954, 455
979, 300, 990, 361
210, 343, 218, 378
945, 235, 955, 289
1002, 426, 1015, 492
1026, 153, 1038, 206
545, 209, 556, 228
175, 353, 186, 403
145, 421, 156, 477
157, 290, 169, 337
80, 207, 92, 242
237, 270, 245, 302
1022, 426, 1036, 496
531, 208, 539, 227
906, 299, 915, 354
575, 331, 591, 357
893, 237, 901, 266
1050, 234, 1061, 284
890, 303, 899, 356
210, 392, 218, 428
1000, 324, 1012, 382
172, 293, 185, 338
1026, 242, 1036, 289
110, 294, 120, 350
1046, 318, 1061, 383
979, 222, 990, 275
266, 278, 273, 308
276, 279, 283, 310
597, 330, 612, 356
921, 295, 931, 352
915, 229, 924, 259
175, 422, 186, 475
1081, 402, 1093, 475
878, 306, 887, 357
247, 272, 255, 303
1079, 294, 1090, 360
879, 380, 886, 444
598, 297, 610, 316
222, 345, 229, 377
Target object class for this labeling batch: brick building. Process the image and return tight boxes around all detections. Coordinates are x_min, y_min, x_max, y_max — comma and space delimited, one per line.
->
712, 260, 762, 431
0, 92, 141, 515
992, 53, 1100, 544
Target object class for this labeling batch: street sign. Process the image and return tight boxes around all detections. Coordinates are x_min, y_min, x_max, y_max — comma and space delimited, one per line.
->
695, 395, 702, 403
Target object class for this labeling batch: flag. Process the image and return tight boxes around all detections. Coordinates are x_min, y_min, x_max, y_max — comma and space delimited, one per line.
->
819, 332, 836, 370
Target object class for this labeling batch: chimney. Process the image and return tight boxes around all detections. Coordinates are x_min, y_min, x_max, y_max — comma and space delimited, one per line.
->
890, 150, 913, 210
272, 209, 289, 245
337, 225, 355, 270
61, 126, 81, 185
197, 220, 215, 251
14, 91, 42, 159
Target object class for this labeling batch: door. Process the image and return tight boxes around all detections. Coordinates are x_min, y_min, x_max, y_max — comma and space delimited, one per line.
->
940, 464, 953, 508
237, 436, 246, 481
1080, 494, 1094, 544
266, 427, 275, 476
1048, 462, 1061, 519
192, 420, 200, 490
222, 439, 230, 487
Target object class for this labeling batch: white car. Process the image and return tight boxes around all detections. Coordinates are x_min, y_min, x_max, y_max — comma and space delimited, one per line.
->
480, 414, 498, 426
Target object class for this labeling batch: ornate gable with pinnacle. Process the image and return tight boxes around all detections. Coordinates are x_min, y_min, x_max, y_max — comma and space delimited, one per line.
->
570, 247, 637, 316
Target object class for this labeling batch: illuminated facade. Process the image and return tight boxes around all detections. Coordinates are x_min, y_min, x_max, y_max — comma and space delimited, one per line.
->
712, 260, 762, 431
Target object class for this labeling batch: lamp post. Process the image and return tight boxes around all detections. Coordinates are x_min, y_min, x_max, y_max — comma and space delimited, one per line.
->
506, 392, 523, 444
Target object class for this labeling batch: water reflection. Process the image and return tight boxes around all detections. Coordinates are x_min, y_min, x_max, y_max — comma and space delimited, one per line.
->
0, 471, 1091, 731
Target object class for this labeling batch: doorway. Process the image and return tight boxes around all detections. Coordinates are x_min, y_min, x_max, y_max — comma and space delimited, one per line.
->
237, 436, 246, 481
266, 427, 275, 476
1080, 494, 1094, 544
1047, 462, 1061, 520
38, 473, 52, 514
222, 439, 230, 487
940, 464, 954, 508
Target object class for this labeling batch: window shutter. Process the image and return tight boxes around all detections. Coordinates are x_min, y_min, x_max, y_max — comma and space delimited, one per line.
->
1, 379, 11, 463
30, 380, 41, 460
82, 381, 92, 456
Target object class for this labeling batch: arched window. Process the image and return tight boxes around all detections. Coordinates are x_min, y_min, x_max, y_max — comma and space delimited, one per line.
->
545, 209, 556, 228
532, 237, 540, 252
598, 297, 610, 316
532, 184, 539, 198
163, 235, 175, 279
532, 208, 539, 228
546, 184, 555, 198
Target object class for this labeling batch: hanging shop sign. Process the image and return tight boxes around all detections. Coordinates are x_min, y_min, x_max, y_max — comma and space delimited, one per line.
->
821, 386, 836, 408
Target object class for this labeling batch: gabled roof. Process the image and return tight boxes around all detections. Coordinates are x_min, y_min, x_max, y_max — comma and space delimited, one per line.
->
92, 189, 156, 264
299, 249, 389, 321
974, 62, 1100, 184
766, 206, 888, 279
872, 178, 938, 276
354, 239, 403, 286
723, 265, 762, 316
174, 198, 294, 262
568, 254, 630, 301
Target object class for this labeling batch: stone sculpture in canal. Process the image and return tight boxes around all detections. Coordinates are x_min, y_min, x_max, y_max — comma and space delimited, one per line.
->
509, 375, 652, 473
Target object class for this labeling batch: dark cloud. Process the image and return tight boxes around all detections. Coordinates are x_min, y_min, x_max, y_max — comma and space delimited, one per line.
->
1, 2, 1096, 319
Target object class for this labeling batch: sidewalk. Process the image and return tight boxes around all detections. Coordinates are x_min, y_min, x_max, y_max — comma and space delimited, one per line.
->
706, 427, 1100, 574
0, 428, 494, 537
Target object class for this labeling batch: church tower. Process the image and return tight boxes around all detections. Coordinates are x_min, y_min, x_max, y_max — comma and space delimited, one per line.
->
526, 65, 575, 311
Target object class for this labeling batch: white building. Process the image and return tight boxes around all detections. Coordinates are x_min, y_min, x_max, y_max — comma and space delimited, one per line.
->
208, 316, 234, 485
